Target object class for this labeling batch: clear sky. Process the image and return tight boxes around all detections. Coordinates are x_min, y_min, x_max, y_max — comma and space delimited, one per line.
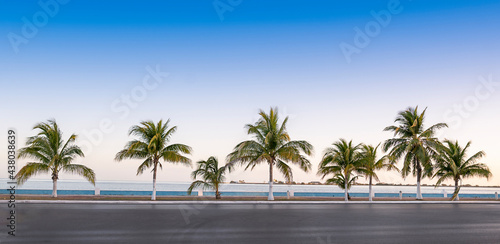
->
1, 0, 499, 186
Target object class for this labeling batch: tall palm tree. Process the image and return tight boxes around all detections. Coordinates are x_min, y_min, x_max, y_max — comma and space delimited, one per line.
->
434, 140, 492, 201
16, 119, 96, 198
318, 139, 364, 202
187, 156, 233, 199
115, 119, 192, 200
227, 107, 313, 201
383, 106, 447, 200
360, 144, 399, 201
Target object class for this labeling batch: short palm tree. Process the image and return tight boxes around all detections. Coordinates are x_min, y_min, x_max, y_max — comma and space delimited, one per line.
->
434, 140, 492, 201
16, 119, 96, 198
360, 144, 399, 201
383, 106, 447, 199
187, 156, 233, 199
115, 119, 192, 200
227, 107, 313, 201
318, 139, 364, 202
326, 174, 358, 200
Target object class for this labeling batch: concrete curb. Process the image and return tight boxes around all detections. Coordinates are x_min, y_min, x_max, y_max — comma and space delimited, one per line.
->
17, 200, 500, 204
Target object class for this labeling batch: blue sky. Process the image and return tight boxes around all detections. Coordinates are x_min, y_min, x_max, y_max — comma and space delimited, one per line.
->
1, 0, 500, 186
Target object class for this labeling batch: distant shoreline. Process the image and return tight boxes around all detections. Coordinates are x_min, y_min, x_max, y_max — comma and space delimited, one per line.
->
228, 182, 500, 188
2, 178, 499, 188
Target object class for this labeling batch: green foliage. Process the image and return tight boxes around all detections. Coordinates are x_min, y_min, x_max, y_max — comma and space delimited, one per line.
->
227, 107, 313, 183
318, 139, 364, 190
16, 119, 95, 185
383, 106, 447, 179
187, 156, 232, 198
434, 140, 491, 188
326, 174, 358, 190
115, 119, 192, 174
360, 143, 399, 182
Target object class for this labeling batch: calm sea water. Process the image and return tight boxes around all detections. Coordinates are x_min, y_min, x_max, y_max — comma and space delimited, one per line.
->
2, 179, 499, 196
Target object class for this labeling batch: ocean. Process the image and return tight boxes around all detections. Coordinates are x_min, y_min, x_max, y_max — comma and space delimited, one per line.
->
2, 179, 499, 198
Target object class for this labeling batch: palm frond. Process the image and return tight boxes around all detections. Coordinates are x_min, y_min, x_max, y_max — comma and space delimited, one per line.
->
116, 119, 192, 179
16, 120, 92, 185
136, 158, 154, 175
227, 107, 313, 183
318, 139, 363, 186
62, 164, 96, 185
15, 162, 50, 185
187, 180, 211, 195
433, 140, 491, 186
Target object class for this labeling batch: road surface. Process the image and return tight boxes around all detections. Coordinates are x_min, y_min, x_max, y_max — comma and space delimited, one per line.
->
2, 203, 500, 243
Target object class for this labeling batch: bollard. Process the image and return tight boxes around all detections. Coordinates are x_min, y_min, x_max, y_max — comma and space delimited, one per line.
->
399, 191, 402, 200
198, 189, 203, 196
443, 190, 447, 198
287, 190, 290, 199
496, 192, 498, 200
95, 187, 100, 196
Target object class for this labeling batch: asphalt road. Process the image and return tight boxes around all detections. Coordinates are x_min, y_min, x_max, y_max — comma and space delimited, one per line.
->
2, 203, 500, 243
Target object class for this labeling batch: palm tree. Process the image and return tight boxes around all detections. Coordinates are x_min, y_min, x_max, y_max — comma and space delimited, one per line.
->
318, 139, 364, 202
115, 119, 192, 200
434, 140, 492, 201
383, 106, 447, 200
227, 107, 313, 201
187, 156, 233, 199
16, 119, 96, 198
360, 144, 399, 201
325, 174, 358, 200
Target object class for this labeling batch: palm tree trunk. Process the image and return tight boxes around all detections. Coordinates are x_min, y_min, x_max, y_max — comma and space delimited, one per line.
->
268, 161, 274, 201
152, 163, 157, 201
216, 185, 221, 200
52, 177, 58, 198
344, 173, 348, 202
369, 175, 373, 202
453, 179, 460, 201
416, 164, 423, 200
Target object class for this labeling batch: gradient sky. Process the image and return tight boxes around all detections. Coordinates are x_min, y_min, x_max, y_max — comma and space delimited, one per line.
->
1, 0, 500, 186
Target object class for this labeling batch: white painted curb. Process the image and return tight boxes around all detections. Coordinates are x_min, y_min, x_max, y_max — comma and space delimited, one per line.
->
17, 200, 500, 205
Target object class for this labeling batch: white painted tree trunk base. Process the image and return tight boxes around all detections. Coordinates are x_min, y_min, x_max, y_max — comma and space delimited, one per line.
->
344, 180, 348, 202
416, 181, 423, 200
268, 181, 274, 201
368, 177, 373, 202
152, 178, 157, 201
268, 163, 274, 201
52, 179, 58, 198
